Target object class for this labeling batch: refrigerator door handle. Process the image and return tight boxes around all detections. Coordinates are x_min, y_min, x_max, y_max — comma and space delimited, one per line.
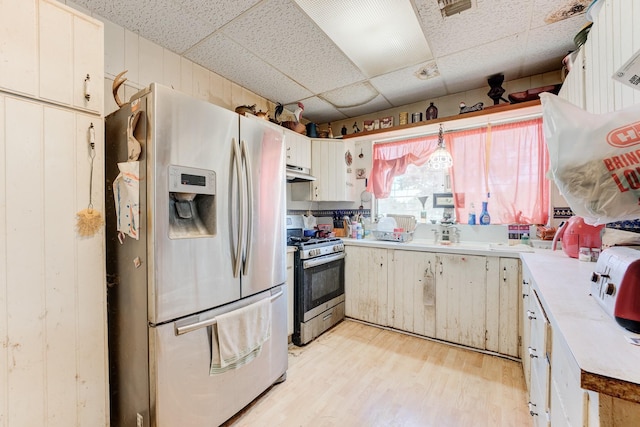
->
174, 289, 285, 335
240, 139, 253, 276
231, 138, 244, 278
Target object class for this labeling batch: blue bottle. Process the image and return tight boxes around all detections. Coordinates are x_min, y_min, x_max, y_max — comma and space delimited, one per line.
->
479, 201, 491, 225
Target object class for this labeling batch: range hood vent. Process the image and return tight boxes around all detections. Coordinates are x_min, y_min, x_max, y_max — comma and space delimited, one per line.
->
438, 0, 472, 17
286, 165, 316, 182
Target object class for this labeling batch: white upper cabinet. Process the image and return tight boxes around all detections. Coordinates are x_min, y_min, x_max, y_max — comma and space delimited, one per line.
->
0, 0, 103, 115
0, 0, 38, 97
310, 138, 356, 202
284, 129, 311, 170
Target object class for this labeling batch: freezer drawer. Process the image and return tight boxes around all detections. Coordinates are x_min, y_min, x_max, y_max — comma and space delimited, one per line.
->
151, 286, 287, 427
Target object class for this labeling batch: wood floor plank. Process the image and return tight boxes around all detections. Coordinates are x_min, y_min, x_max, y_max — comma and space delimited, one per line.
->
223, 320, 530, 427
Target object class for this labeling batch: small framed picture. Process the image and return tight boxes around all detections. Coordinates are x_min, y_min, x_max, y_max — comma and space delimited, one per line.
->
363, 120, 374, 131
433, 192, 455, 208
380, 116, 393, 128
356, 168, 367, 179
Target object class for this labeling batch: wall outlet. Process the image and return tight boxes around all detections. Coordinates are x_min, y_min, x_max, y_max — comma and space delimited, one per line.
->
136, 413, 143, 427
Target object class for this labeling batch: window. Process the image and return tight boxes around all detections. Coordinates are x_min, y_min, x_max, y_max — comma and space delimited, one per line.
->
376, 164, 449, 223
369, 118, 549, 225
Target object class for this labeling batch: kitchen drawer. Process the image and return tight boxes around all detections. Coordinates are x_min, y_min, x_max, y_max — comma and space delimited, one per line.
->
529, 366, 551, 427
551, 328, 587, 426
528, 290, 550, 365
550, 382, 571, 427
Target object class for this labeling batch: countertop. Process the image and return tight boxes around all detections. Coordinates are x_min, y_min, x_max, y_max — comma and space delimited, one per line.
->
343, 237, 640, 401
521, 250, 640, 403
342, 237, 533, 258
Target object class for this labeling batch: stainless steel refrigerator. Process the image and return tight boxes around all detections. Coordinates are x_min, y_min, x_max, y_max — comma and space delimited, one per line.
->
105, 83, 287, 427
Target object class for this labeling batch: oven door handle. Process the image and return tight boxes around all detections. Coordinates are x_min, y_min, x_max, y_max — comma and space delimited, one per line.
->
302, 252, 346, 269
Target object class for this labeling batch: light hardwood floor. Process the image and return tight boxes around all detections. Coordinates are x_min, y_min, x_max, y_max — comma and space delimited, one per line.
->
224, 319, 530, 426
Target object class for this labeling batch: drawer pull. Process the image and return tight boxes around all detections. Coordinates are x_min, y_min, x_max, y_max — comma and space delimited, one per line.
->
528, 347, 538, 358
527, 401, 538, 417
527, 310, 536, 320
322, 311, 333, 321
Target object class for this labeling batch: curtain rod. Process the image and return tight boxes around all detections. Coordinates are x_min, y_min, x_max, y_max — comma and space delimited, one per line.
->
373, 112, 543, 144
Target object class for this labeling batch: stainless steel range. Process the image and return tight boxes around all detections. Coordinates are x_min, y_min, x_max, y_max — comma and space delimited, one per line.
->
287, 216, 346, 345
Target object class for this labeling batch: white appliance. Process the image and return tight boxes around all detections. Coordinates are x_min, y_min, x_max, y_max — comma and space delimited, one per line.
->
105, 84, 287, 427
590, 246, 640, 333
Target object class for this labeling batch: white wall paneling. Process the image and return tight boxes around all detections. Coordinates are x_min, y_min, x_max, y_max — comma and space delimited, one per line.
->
138, 37, 164, 89
0, 94, 108, 427
162, 49, 182, 91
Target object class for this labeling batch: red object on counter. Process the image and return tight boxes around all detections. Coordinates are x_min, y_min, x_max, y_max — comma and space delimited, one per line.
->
552, 216, 604, 258
615, 259, 640, 333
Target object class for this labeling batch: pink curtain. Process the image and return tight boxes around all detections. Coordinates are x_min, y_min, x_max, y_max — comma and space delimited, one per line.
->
366, 134, 439, 198
368, 118, 550, 225
449, 118, 549, 224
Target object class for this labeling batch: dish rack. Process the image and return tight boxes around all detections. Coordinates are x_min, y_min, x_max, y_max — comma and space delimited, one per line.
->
372, 230, 414, 243
386, 214, 417, 232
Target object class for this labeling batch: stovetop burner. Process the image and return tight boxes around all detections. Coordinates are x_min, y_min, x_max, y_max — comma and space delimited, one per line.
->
289, 236, 343, 248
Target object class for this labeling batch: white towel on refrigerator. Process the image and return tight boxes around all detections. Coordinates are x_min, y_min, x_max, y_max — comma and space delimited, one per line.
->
112, 161, 140, 240
210, 297, 272, 375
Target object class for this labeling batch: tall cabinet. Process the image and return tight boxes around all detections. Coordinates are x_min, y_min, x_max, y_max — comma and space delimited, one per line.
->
0, 1, 107, 426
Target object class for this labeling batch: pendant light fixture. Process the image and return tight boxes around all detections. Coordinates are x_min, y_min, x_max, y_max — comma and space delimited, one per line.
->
427, 124, 453, 169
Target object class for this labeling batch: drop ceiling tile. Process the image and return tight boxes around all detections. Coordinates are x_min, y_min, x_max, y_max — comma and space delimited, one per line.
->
285, 97, 348, 124
336, 95, 393, 119
320, 82, 379, 109
524, 15, 586, 67
222, 0, 366, 94
534, 0, 590, 27
184, 32, 313, 104
437, 36, 527, 93
72, 0, 216, 54
371, 64, 448, 106
414, 0, 534, 57
172, 0, 262, 29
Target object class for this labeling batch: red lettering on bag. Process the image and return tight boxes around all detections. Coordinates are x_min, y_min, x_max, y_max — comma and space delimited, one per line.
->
603, 158, 616, 171
607, 122, 640, 147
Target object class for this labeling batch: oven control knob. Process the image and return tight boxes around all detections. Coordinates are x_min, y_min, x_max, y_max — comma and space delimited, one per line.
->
591, 272, 600, 282
605, 283, 616, 296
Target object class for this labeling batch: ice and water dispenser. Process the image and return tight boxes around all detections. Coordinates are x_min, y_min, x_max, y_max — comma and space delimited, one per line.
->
168, 165, 216, 239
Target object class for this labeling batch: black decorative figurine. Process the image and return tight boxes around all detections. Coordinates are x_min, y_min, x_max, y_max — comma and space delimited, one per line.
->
487, 73, 509, 105
426, 102, 438, 120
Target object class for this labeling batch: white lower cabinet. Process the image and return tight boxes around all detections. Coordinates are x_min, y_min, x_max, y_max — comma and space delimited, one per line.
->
344, 246, 389, 325
485, 257, 520, 357
521, 267, 532, 390
528, 290, 551, 426
435, 253, 487, 349
346, 246, 520, 357
388, 250, 437, 337
522, 267, 640, 426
